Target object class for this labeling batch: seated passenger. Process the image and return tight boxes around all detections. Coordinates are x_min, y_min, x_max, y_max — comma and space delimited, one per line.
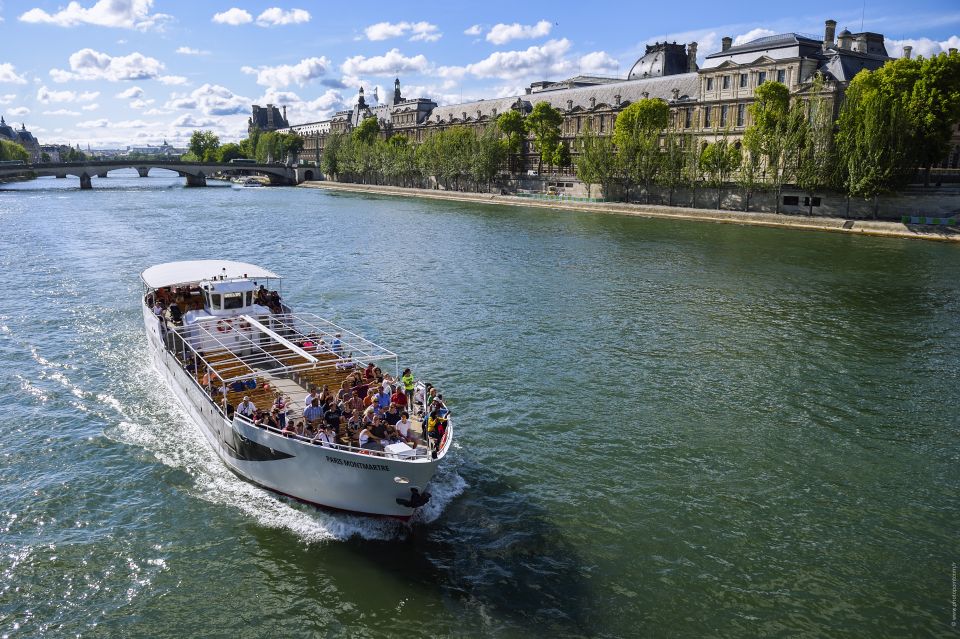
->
313, 425, 335, 447
303, 398, 324, 430
358, 425, 382, 451
152, 301, 163, 317
396, 411, 418, 446
391, 385, 407, 411
237, 396, 256, 419
272, 393, 288, 428
363, 363, 377, 382
382, 403, 401, 426
168, 302, 183, 325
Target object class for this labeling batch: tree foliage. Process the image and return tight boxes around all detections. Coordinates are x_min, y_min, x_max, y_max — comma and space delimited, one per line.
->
526, 102, 563, 174
188, 130, 220, 162
0, 139, 29, 162
574, 123, 618, 199
699, 134, 741, 208
613, 99, 670, 201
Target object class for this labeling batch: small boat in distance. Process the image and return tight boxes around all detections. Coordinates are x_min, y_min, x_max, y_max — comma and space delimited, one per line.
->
233, 177, 264, 188
140, 260, 451, 519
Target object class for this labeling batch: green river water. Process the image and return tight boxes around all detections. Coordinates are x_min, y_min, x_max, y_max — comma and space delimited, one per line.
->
0, 170, 957, 637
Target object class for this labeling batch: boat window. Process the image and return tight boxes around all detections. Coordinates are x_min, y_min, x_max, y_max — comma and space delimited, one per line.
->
223, 293, 244, 310
246, 291, 253, 307
210, 293, 222, 309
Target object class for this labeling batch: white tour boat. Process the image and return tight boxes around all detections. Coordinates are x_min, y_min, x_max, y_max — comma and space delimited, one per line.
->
140, 260, 451, 519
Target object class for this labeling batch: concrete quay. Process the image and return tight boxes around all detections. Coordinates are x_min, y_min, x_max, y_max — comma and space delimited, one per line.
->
300, 181, 960, 243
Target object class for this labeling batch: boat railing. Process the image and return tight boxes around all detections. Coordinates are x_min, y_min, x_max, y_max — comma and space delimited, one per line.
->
233, 414, 434, 460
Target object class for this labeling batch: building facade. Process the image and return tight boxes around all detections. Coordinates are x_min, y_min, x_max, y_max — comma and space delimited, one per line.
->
264, 18, 959, 173
0, 116, 41, 162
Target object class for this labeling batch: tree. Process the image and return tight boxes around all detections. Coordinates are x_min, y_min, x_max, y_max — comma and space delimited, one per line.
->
794, 76, 837, 215
353, 117, 380, 145
736, 145, 764, 212
188, 130, 220, 162
743, 82, 802, 213
656, 132, 689, 207
321, 132, 343, 178
613, 98, 670, 202
551, 141, 571, 171
217, 142, 244, 163
0, 139, 29, 162
574, 122, 618, 199
699, 134, 741, 209
473, 125, 507, 190
836, 70, 913, 217
526, 102, 563, 174
497, 109, 526, 173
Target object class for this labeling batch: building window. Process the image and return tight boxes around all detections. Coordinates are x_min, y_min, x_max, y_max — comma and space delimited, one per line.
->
577, 116, 581, 132
706, 77, 714, 91
722, 75, 730, 90
599, 115, 605, 132
684, 108, 692, 128
720, 105, 728, 127
758, 71, 767, 85
737, 103, 745, 127
777, 69, 786, 84
740, 73, 748, 88
783, 195, 800, 206
704, 106, 711, 128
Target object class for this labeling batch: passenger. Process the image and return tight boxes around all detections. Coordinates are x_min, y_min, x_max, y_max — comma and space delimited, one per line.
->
303, 398, 324, 430
323, 402, 341, 433
272, 393, 288, 428
263, 408, 281, 430
303, 385, 320, 412
390, 385, 407, 411
401, 368, 416, 412
426, 408, 445, 451
318, 384, 331, 404
302, 421, 317, 440
396, 411, 418, 446
331, 333, 342, 355
373, 367, 384, 385
358, 425, 382, 451
377, 387, 391, 411
168, 301, 183, 325
256, 285, 269, 306
201, 368, 211, 390
281, 419, 299, 437
382, 402, 401, 426
313, 425, 335, 447
152, 300, 163, 317
237, 396, 256, 419
363, 388, 378, 409
363, 363, 377, 382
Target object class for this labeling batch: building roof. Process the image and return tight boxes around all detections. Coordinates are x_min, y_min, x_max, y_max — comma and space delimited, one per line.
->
426, 72, 699, 124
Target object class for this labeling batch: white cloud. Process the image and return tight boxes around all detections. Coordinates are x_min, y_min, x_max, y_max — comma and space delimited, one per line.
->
8, 106, 30, 116
886, 35, 960, 57
464, 24, 482, 36
50, 49, 165, 82
176, 46, 209, 56
43, 108, 81, 115
142, 107, 170, 115
342, 49, 430, 77
115, 119, 150, 128
37, 85, 99, 102
130, 98, 154, 109
0, 94, 17, 105
364, 21, 441, 42
466, 38, 573, 79
486, 20, 552, 45
77, 118, 110, 128
158, 75, 187, 85
18, 0, 171, 31
241, 56, 330, 87
172, 113, 216, 127
0, 63, 28, 84
81, 103, 99, 111
578, 51, 619, 74
256, 8, 310, 27
212, 8, 252, 26
733, 28, 777, 46
167, 83, 250, 116
115, 86, 144, 99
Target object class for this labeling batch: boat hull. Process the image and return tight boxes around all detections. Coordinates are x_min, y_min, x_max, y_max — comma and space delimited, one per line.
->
142, 305, 439, 519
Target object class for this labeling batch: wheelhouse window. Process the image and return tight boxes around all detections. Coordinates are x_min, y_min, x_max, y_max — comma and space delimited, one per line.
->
210, 293, 222, 309
223, 293, 244, 310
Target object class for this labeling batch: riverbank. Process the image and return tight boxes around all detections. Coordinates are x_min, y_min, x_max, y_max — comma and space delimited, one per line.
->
301, 181, 960, 243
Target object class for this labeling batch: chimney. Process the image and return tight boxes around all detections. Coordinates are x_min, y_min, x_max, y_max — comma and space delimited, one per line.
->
903, 45, 912, 59
823, 19, 837, 49
722, 37, 732, 52
282, 105, 287, 122
855, 34, 867, 52
837, 29, 852, 50
567, 99, 573, 110
590, 97, 596, 108
687, 42, 698, 72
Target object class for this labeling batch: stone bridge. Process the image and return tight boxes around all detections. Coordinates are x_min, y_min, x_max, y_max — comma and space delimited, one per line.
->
0, 160, 318, 189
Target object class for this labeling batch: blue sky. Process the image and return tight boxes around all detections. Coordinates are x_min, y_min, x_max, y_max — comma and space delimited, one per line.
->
0, 0, 957, 148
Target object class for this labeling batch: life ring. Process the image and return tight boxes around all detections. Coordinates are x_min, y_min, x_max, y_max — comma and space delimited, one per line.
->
238, 319, 252, 332
216, 319, 233, 333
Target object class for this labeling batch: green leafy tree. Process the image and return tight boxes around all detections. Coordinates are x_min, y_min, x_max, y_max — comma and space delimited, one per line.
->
217, 142, 244, 163
526, 102, 563, 174
473, 125, 507, 190
551, 141, 571, 170
497, 109, 527, 173
794, 76, 837, 215
0, 139, 29, 162
613, 98, 670, 202
574, 122, 618, 199
656, 132, 689, 206
188, 130, 220, 162
836, 70, 914, 217
699, 134, 742, 209
743, 81, 803, 212
321, 132, 343, 178
353, 117, 380, 145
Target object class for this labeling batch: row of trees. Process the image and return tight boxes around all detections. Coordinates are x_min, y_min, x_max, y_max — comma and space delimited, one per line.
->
184, 128, 304, 164
0, 139, 30, 162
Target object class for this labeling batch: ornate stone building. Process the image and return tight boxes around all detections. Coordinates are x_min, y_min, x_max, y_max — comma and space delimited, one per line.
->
0, 116, 41, 162
267, 18, 960, 172
248, 103, 289, 135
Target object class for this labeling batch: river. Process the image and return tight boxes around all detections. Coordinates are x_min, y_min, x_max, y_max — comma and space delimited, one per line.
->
0, 169, 957, 637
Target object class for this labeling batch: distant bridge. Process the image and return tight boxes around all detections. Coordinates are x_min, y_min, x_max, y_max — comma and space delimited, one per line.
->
0, 160, 319, 189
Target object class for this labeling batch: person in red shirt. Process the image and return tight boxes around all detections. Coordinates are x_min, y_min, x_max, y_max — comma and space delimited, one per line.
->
391, 385, 407, 410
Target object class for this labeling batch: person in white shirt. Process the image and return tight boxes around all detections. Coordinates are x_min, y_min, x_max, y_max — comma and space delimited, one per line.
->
237, 396, 256, 418
312, 425, 336, 447
303, 386, 320, 413
396, 411, 418, 446
152, 301, 163, 316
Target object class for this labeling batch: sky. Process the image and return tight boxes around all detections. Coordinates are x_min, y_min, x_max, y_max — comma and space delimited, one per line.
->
0, 0, 958, 148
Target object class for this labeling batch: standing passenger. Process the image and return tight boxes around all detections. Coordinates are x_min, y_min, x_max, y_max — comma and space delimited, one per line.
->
401, 368, 415, 412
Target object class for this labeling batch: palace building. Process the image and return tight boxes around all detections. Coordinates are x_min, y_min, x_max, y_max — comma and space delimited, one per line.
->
266, 18, 960, 172
0, 116, 41, 163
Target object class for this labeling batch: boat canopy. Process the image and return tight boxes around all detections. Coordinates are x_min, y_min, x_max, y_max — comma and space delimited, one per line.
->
141, 260, 280, 289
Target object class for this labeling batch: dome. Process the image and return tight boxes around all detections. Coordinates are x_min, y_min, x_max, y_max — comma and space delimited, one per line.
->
0, 116, 14, 140
629, 51, 665, 79
627, 42, 690, 80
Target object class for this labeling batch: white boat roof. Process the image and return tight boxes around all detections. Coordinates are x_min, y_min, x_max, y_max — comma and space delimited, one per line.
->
141, 260, 280, 289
